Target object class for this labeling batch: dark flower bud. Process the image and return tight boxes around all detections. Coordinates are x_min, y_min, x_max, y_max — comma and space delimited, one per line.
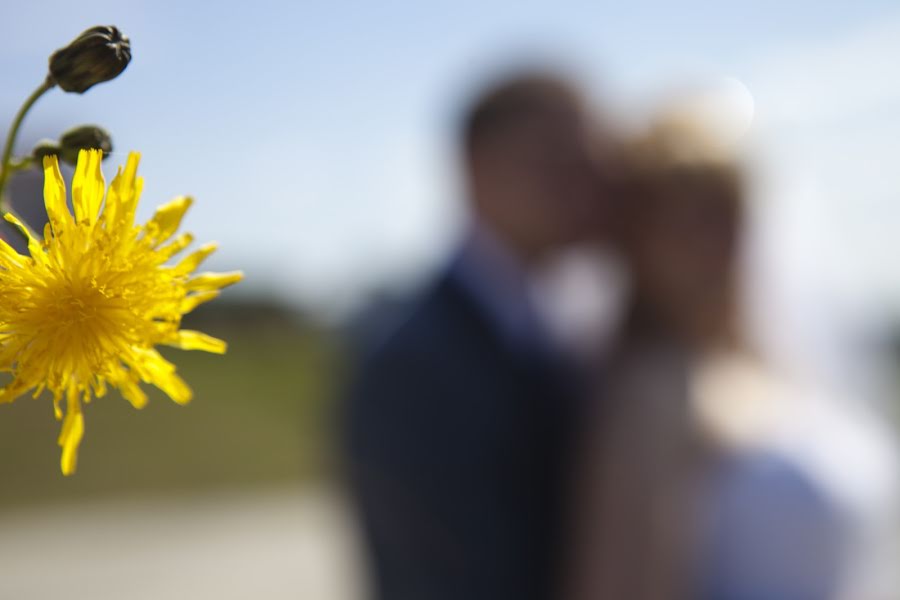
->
57, 125, 113, 165
48, 26, 131, 94
31, 140, 62, 163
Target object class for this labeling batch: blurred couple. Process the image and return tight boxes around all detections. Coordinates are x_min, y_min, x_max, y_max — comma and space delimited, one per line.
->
344, 71, 844, 600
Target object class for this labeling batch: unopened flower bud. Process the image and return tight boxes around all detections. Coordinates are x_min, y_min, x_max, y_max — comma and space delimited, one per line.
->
48, 26, 131, 94
58, 125, 113, 165
31, 140, 62, 163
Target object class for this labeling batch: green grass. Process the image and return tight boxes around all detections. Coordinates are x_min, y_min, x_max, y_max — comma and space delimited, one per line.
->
0, 313, 345, 509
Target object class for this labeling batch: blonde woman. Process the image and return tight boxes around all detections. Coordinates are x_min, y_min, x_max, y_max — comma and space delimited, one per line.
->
566, 114, 844, 600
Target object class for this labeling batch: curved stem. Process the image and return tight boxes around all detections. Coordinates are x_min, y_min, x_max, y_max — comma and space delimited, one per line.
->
0, 76, 55, 212
8, 157, 34, 171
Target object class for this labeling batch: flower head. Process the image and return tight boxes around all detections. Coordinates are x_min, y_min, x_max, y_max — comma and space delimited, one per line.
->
0, 149, 242, 475
31, 139, 62, 163
49, 25, 131, 94
58, 125, 113, 165
30, 126, 113, 167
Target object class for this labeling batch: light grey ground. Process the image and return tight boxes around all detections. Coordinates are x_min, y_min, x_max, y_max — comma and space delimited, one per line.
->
0, 486, 369, 600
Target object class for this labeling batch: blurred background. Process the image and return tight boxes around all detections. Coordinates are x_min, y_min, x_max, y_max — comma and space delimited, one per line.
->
1, 1, 899, 598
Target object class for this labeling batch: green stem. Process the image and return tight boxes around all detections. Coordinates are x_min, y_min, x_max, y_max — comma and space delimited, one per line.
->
8, 157, 34, 171
0, 76, 55, 212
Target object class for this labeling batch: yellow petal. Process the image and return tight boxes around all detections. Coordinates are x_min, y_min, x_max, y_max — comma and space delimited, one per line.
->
0, 235, 24, 265
175, 242, 217, 275
146, 196, 192, 246
4, 213, 43, 262
187, 271, 243, 291
157, 372, 192, 405
181, 290, 220, 313
105, 152, 141, 227
169, 330, 228, 354
58, 405, 84, 476
71, 149, 105, 226
119, 377, 148, 409
0, 379, 28, 404
129, 349, 193, 405
43, 155, 73, 234
157, 232, 194, 261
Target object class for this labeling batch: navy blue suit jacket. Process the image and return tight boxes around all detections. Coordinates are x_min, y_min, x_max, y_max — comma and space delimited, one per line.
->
344, 270, 584, 600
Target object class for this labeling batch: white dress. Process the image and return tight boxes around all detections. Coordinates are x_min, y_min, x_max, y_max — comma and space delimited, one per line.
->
567, 344, 870, 600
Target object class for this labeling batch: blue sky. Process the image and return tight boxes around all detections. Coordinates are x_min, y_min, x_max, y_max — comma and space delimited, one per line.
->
2, 0, 899, 330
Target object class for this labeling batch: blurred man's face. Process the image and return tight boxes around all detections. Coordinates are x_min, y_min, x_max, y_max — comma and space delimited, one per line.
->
469, 103, 609, 262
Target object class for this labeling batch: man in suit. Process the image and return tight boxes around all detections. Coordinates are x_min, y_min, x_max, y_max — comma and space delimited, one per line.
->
344, 71, 615, 600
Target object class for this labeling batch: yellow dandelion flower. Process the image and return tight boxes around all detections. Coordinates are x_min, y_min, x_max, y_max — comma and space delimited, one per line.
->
0, 149, 242, 475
